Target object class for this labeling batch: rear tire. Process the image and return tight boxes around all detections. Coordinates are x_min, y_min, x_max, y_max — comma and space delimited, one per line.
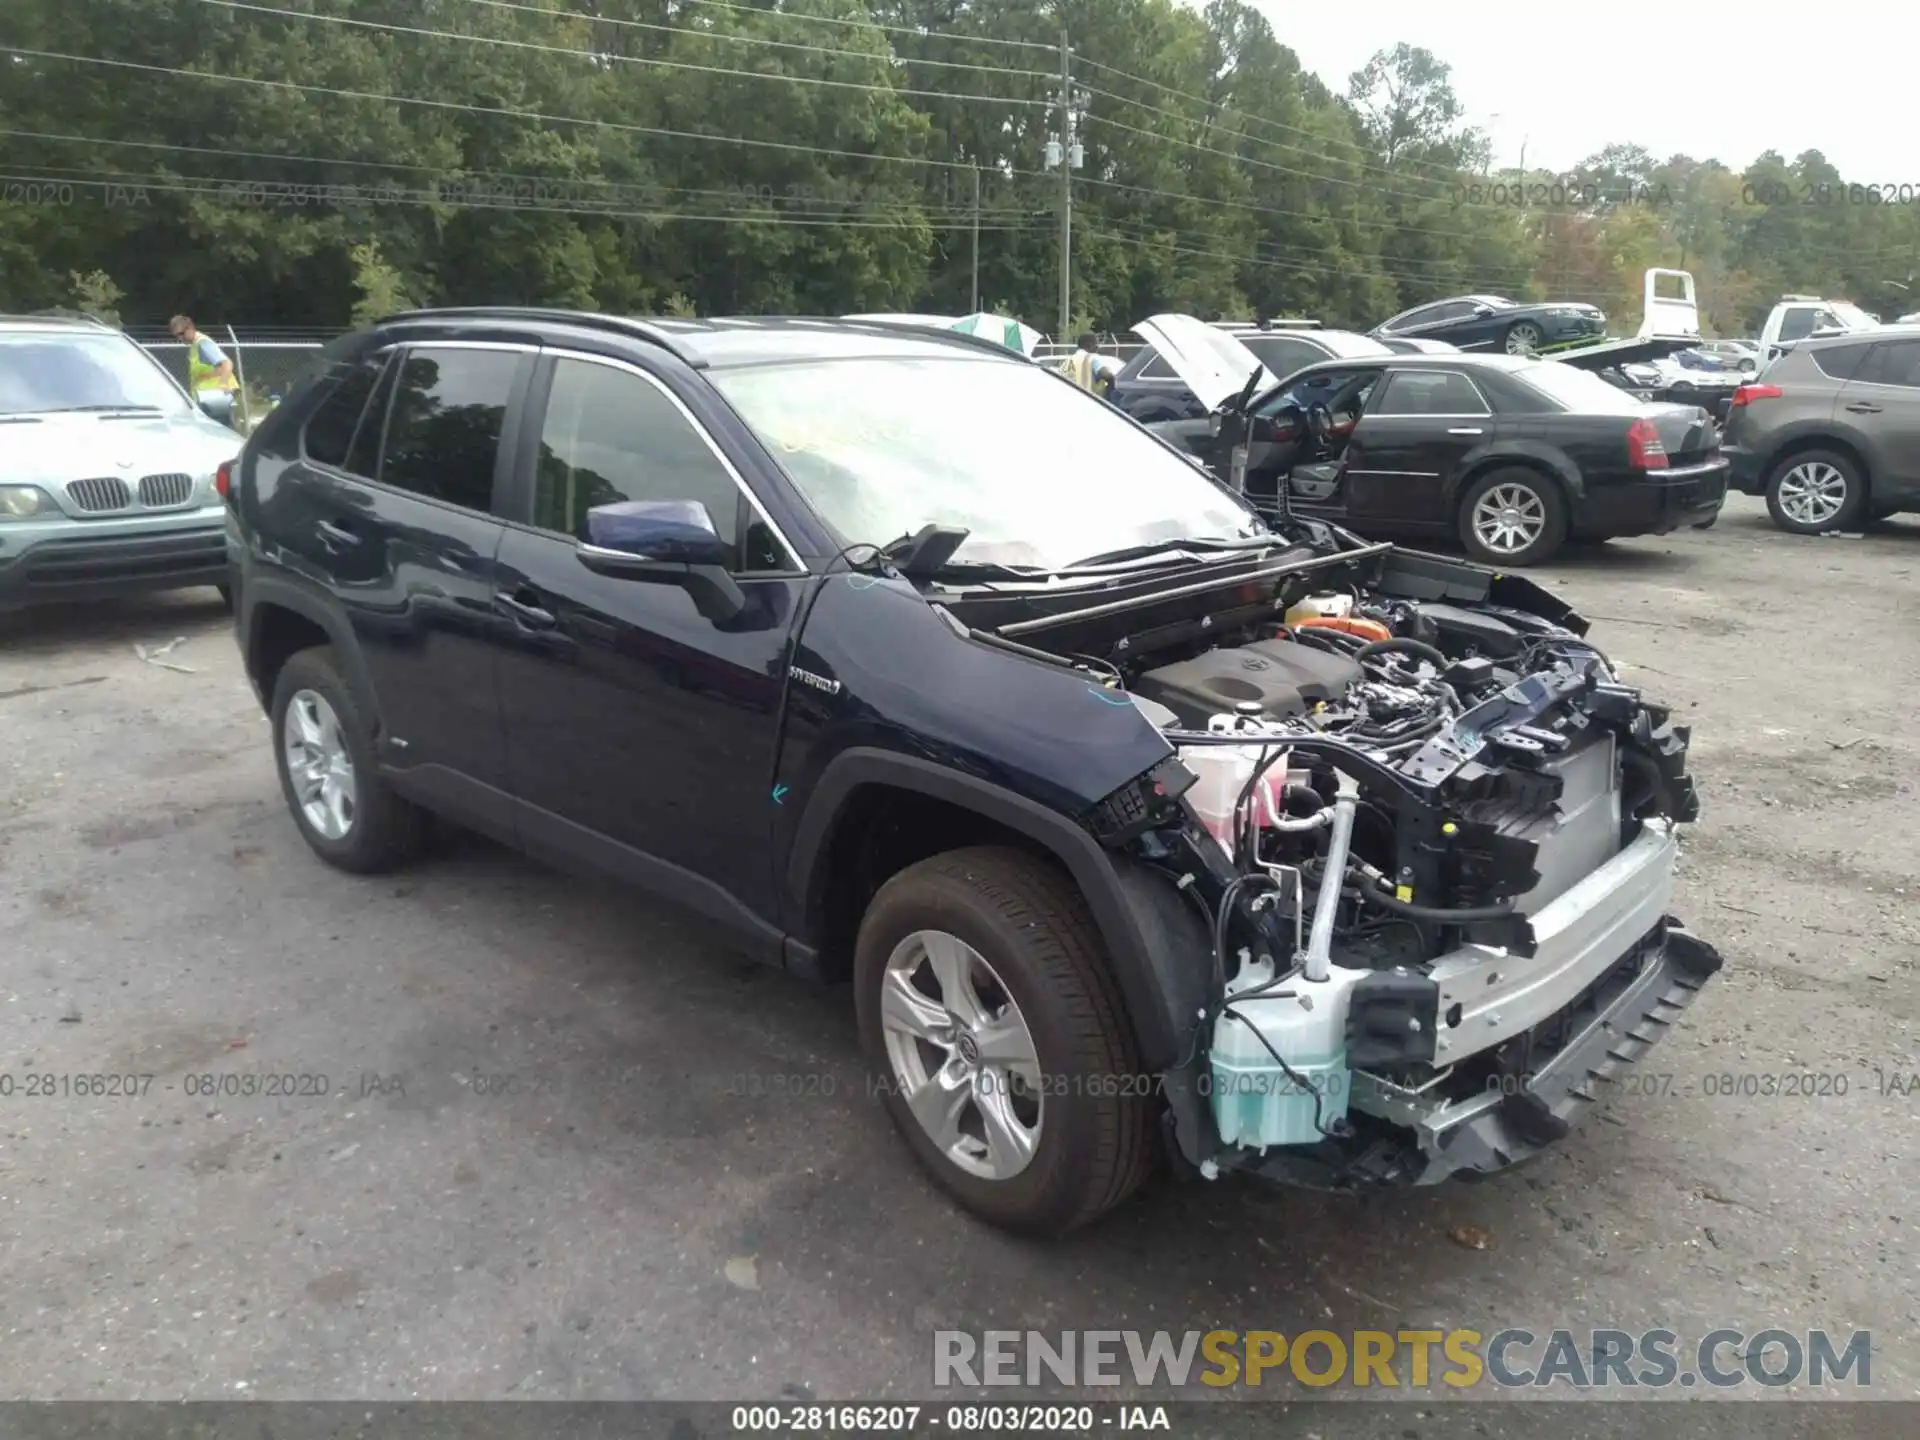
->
215, 583, 233, 611
1765, 449, 1865, 534
270, 646, 426, 874
1457, 468, 1568, 567
853, 846, 1156, 1235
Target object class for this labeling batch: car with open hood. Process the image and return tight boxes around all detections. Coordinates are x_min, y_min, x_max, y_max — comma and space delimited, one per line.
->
1138, 314, 1727, 566
227, 308, 1719, 1235
1109, 321, 1396, 423
0, 313, 242, 610
1371, 294, 1606, 355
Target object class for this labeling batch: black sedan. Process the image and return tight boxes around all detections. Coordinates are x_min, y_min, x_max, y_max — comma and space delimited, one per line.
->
1147, 342, 1727, 566
1371, 294, 1606, 356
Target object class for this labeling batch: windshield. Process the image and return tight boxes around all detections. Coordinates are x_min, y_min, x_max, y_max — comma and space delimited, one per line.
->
1515, 360, 1650, 413
0, 332, 190, 416
710, 356, 1263, 571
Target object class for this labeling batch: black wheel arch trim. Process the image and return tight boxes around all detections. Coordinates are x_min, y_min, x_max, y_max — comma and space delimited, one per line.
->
786, 746, 1197, 1071
239, 569, 381, 722
1446, 447, 1584, 508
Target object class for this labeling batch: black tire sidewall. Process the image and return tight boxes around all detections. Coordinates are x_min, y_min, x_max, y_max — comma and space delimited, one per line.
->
1458, 468, 1568, 566
269, 648, 396, 871
1765, 450, 1865, 534
853, 860, 1137, 1233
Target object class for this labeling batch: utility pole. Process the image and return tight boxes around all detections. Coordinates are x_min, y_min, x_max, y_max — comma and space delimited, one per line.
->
970, 164, 980, 313
1046, 29, 1084, 342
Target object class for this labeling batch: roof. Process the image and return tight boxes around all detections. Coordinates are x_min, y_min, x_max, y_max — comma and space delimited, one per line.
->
0, 312, 118, 331
368, 309, 1019, 368
1799, 322, 1920, 347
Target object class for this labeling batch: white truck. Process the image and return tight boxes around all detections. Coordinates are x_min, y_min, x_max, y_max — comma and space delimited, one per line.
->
1756, 295, 1881, 369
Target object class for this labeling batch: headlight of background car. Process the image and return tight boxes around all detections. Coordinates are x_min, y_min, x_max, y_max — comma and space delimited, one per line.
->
0, 485, 57, 519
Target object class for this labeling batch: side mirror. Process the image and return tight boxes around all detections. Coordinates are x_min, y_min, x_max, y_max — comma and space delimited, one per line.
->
576, 499, 746, 625
1471, 305, 1493, 317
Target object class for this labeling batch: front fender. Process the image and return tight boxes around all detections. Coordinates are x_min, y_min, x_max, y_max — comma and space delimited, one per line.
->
785, 747, 1206, 1074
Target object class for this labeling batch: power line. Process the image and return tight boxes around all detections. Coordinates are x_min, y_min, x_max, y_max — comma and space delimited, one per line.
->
1072, 54, 1472, 187
7, 48, 1006, 176
0, 129, 1045, 218
1077, 81, 1462, 210
0, 165, 1058, 232
444, 0, 1057, 80
566, 0, 1058, 55
200, 0, 1050, 108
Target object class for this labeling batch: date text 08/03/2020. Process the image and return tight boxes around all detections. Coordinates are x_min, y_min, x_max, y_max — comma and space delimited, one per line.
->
729, 1406, 1170, 1432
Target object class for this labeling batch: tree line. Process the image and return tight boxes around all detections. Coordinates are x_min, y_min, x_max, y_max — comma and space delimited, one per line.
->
2, 0, 1913, 339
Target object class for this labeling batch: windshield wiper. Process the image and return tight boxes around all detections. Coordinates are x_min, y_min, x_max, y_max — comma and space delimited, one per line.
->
1064, 534, 1278, 569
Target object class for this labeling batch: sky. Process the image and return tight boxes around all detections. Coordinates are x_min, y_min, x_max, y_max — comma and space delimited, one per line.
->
1245, 0, 1899, 180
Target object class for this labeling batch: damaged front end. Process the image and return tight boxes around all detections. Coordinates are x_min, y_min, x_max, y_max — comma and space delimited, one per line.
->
1043, 541, 1723, 1189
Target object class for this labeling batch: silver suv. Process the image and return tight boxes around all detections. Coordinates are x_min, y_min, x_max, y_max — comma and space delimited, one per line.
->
1721, 326, 1920, 533
0, 315, 241, 611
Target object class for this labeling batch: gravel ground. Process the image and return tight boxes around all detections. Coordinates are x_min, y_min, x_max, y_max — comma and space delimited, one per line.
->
2, 495, 1915, 1420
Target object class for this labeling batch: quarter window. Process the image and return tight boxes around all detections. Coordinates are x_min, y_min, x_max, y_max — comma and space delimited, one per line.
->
302, 360, 380, 471
377, 346, 520, 511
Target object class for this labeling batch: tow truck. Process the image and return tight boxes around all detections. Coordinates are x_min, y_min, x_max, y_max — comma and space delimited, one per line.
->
1540, 269, 1742, 422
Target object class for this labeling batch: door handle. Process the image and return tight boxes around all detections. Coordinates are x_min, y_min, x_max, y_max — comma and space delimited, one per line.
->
494, 590, 557, 629
1844, 401, 1882, 413
1447, 427, 1485, 435
315, 518, 361, 547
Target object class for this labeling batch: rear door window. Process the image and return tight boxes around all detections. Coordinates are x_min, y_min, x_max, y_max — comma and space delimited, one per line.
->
377, 346, 522, 512
1811, 342, 1874, 382
1855, 339, 1920, 388
1371, 369, 1491, 416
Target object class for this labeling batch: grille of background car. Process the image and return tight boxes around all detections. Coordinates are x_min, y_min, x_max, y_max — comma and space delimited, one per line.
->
138, 472, 193, 508
67, 477, 132, 512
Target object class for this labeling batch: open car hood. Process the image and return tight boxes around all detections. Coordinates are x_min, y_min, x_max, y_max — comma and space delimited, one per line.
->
1134, 314, 1278, 412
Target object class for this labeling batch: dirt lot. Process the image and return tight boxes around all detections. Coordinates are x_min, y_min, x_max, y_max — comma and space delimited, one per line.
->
2, 494, 1915, 1416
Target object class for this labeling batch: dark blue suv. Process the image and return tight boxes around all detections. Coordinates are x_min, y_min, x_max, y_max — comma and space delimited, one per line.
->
226, 310, 1718, 1234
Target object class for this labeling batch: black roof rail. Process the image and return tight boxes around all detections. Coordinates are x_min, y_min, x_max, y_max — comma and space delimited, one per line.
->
370, 307, 704, 366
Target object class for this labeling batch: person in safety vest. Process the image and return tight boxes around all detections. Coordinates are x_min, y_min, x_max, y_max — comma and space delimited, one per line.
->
1056, 332, 1118, 400
171, 314, 239, 426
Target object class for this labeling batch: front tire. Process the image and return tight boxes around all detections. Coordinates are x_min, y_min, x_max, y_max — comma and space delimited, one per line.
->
270, 646, 426, 873
1765, 449, 1865, 534
853, 847, 1156, 1235
1458, 468, 1568, 566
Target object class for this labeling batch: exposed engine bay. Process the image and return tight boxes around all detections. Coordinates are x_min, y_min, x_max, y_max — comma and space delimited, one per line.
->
962, 536, 1721, 1190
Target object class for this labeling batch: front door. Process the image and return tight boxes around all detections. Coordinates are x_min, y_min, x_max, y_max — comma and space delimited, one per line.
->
489, 350, 806, 936
1341, 367, 1496, 533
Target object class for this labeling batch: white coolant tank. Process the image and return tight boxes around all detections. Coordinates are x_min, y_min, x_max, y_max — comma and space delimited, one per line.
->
1178, 744, 1288, 859
1210, 958, 1362, 1149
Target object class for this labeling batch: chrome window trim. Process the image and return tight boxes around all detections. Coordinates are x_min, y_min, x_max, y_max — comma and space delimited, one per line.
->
539, 347, 804, 573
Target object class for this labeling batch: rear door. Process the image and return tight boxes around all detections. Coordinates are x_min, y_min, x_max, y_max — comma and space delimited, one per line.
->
1342, 367, 1496, 531
1843, 338, 1920, 496
488, 348, 806, 930
283, 340, 531, 817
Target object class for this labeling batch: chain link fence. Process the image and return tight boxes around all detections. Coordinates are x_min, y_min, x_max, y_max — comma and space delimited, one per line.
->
137, 327, 336, 431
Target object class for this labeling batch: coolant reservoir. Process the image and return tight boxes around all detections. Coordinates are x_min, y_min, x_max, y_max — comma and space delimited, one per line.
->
1285, 593, 1353, 626
1210, 957, 1360, 1149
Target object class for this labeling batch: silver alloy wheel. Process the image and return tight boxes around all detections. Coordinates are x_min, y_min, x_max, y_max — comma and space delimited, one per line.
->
1775, 461, 1849, 527
1470, 481, 1548, 556
283, 688, 357, 841
879, 928, 1043, 1181
1505, 322, 1543, 355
